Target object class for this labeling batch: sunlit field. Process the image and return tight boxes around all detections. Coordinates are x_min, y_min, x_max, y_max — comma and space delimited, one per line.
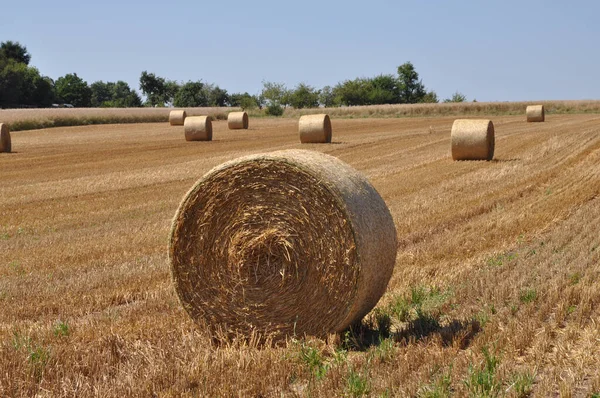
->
1, 113, 599, 396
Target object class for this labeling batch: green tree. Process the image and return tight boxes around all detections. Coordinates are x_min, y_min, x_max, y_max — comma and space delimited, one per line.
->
55, 73, 92, 107
289, 83, 320, 109
229, 92, 260, 110
397, 62, 426, 103
420, 90, 439, 103
173, 81, 208, 107
333, 78, 372, 106
0, 61, 54, 107
369, 74, 401, 104
90, 81, 114, 107
91, 80, 141, 107
164, 80, 180, 106
318, 85, 337, 107
205, 84, 229, 106
0, 41, 31, 65
261, 81, 290, 107
139, 71, 166, 107
444, 91, 467, 103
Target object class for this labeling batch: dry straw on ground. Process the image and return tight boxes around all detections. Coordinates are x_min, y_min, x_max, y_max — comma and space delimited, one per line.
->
299, 114, 332, 143
227, 111, 249, 130
527, 105, 545, 122
184, 116, 212, 141
169, 110, 187, 126
0, 123, 11, 153
169, 149, 397, 341
451, 119, 495, 160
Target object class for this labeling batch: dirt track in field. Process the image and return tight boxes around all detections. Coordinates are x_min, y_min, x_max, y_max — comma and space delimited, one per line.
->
1, 115, 600, 396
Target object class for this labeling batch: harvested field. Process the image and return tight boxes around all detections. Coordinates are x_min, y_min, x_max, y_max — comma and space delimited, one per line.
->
1, 114, 599, 396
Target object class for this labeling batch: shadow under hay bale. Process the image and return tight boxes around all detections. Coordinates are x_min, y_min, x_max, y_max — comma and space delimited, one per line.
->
169, 150, 397, 342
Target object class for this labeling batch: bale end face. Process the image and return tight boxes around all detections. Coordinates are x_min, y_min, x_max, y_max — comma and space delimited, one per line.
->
169, 110, 187, 126
526, 105, 545, 122
451, 119, 495, 161
299, 114, 332, 143
184, 116, 212, 141
228, 112, 249, 130
169, 150, 397, 342
0, 123, 11, 153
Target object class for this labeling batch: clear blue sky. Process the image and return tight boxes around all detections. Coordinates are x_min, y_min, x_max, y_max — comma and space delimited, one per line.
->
2, 0, 598, 102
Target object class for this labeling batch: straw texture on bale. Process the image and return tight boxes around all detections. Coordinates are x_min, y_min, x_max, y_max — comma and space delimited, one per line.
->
0, 124, 11, 153
184, 116, 212, 141
451, 119, 495, 161
169, 149, 397, 340
227, 111, 249, 130
169, 110, 187, 126
299, 114, 332, 143
526, 105, 545, 122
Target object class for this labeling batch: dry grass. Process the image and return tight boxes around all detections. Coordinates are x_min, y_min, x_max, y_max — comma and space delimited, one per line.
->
0, 107, 232, 132
278, 99, 600, 119
3, 100, 600, 133
1, 114, 599, 396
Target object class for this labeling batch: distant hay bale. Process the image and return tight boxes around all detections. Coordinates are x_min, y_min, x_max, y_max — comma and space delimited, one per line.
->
169, 110, 187, 126
451, 119, 495, 161
299, 114, 332, 143
227, 111, 249, 130
526, 105, 545, 122
0, 123, 11, 153
184, 116, 212, 141
169, 149, 397, 341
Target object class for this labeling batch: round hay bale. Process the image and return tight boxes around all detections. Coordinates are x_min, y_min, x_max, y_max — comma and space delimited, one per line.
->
227, 111, 249, 130
526, 105, 545, 122
169, 149, 397, 341
299, 114, 332, 143
451, 119, 495, 161
184, 116, 212, 141
169, 110, 187, 126
0, 123, 11, 153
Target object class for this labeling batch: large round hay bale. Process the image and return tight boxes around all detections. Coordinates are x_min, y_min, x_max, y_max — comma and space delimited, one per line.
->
169, 110, 187, 126
526, 105, 544, 122
299, 114, 332, 143
184, 116, 212, 141
227, 111, 249, 130
169, 149, 397, 341
0, 123, 11, 153
451, 119, 495, 161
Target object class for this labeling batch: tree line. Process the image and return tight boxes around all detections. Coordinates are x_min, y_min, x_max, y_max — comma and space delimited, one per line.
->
1, 41, 467, 110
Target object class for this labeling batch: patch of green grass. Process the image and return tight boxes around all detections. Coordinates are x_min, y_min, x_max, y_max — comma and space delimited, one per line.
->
372, 336, 395, 363
417, 367, 453, 398
54, 320, 69, 337
297, 341, 328, 381
486, 251, 517, 267
346, 366, 370, 397
569, 272, 581, 285
509, 370, 535, 397
519, 289, 537, 304
463, 346, 501, 397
